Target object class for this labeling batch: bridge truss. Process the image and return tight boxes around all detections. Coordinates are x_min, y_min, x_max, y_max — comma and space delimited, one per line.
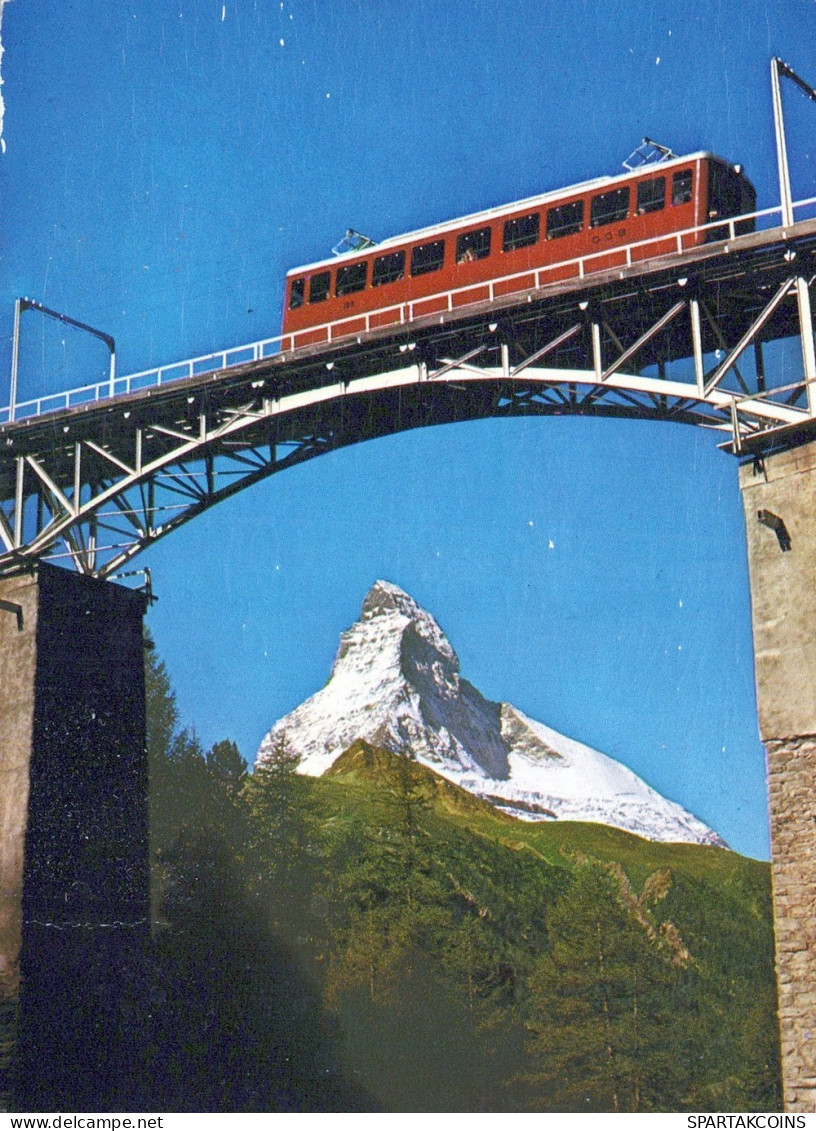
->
0, 216, 815, 580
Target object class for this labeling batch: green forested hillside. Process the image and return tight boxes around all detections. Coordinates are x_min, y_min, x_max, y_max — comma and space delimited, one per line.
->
145, 645, 781, 1112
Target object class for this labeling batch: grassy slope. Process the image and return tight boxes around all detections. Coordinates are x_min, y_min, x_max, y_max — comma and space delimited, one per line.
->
301, 741, 778, 1111
321, 739, 766, 887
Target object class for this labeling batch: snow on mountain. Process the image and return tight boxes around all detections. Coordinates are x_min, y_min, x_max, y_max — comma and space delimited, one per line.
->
256, 580, 727, 847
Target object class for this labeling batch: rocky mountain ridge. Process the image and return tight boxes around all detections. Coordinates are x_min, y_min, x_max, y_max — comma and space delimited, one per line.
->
256, 580, 726, 847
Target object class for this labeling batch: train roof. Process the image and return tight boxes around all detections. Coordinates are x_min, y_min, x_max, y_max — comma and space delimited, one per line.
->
286, 151, 746, 277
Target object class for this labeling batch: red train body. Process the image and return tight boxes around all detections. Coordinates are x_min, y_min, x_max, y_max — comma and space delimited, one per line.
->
281, 153, 755, 351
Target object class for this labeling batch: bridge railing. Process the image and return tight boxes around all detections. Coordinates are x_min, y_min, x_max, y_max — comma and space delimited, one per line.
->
3, 196, 815, 425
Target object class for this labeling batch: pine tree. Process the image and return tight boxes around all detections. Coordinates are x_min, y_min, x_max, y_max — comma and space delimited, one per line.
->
144, 630, 183, 863
246, 736, 301, 861
244, 734, 314, 929
144, 629, 179, 768
145, 631, 249, 916
322, 758, 434, 1009
383, 753, 431, 911
522, 860, 682, 1112
208, 738, 246, 789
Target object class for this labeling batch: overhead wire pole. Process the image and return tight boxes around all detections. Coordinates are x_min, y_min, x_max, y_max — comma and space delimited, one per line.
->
771, 57, 816, 415
772, 58, 795, 229
9, 300, 21, 424
8, 299, 116, 423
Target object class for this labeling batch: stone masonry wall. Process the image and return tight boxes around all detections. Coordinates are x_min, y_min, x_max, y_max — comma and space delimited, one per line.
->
0, 571, 39, 1003
0, 564, 149, 1109
741, 444, 816, 1113
765, 736, 816, 1111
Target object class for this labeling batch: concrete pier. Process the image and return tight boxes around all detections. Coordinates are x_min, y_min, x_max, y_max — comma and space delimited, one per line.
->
0, 564, 148, 1109
741, 443, 816, 1113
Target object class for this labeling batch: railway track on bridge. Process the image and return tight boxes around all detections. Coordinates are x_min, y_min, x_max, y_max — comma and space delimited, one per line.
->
1, 218, 815, 578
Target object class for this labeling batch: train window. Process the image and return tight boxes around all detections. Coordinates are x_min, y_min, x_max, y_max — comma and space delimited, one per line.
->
372, 250, 406, 286
546, 200, 584, 239
456, 227, 492, 263
309, 271, 331, 303
503, 213, 540, 252
411, 240, 446, 276
636, 177, 666, 214
590, 187, 630, 227
672, 170, 693, 205
335, 260, 368, 296
289, 278, 305, 309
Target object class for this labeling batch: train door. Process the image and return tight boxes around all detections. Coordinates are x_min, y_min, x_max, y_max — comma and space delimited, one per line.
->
706, 161, 756, 240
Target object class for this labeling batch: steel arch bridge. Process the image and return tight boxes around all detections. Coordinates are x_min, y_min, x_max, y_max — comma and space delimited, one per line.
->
1, 214, 815, 582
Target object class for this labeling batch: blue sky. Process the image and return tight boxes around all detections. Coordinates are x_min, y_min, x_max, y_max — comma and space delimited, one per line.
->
3, 0, 815, 859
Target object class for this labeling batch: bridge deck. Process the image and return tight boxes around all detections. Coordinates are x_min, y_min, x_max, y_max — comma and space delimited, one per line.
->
3, 216, 816, 440
1, 217, 815, 577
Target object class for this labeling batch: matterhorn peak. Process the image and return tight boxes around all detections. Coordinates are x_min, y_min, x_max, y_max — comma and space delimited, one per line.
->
353, 579, 457, 665
257, 582, 727, 848
360, 579, 420, 618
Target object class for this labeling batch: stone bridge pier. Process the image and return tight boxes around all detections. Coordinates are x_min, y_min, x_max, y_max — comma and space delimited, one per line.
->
0, 563, 148, 1109
741, 442, 816, 1112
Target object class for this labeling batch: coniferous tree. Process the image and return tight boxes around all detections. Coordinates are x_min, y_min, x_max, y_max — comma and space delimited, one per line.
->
324, 836, 418, 1008
383, 753, 432, 911
741, 988, 783, 1111
522, 860, 683, 1112
144, 630, 180, 856
246, 736, 302, 866
203, 738, 249, 850
144, 630, 179, 764
145, 631, 249, 908
244, 734, 316, 933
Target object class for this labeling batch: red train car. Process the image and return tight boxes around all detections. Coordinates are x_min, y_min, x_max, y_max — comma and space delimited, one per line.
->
281, 153, 755, 351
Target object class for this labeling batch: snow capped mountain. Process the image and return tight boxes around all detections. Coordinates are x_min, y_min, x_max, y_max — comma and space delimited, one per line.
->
256, 580, 726, 847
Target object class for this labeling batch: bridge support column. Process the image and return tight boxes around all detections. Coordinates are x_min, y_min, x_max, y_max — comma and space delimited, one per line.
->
0, 563, 149, 1109
740, 443, 816, 1113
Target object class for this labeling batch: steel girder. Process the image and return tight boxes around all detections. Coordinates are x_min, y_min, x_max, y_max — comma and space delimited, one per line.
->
1, 221, 815, 579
